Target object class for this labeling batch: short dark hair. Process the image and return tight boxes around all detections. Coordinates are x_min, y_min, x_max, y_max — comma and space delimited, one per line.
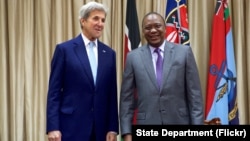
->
142, 12, 165, 28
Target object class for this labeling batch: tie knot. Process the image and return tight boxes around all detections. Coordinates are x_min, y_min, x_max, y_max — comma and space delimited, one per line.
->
154, 48, 160, 53
154, 48, 161, 56
89, 41, 95, 48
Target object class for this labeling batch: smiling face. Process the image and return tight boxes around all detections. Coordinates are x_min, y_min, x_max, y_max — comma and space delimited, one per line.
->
80, 10, 106, 41
142, 13, 166, 47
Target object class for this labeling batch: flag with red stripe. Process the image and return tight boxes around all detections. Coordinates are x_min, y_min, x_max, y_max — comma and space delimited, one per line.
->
165, 0, 189, 45
124, 0, 141, 125
124, 0, 141, 67
205, 0, 239, 125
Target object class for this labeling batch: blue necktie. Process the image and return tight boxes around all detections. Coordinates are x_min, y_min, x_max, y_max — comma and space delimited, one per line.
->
89, 42, 97, 84
154, 48, 163, 88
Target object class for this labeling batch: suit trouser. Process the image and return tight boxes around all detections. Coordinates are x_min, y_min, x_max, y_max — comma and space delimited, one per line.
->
90, 124, 96, 141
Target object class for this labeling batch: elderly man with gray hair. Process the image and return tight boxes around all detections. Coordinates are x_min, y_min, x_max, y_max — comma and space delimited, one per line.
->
46, 1, 119, 141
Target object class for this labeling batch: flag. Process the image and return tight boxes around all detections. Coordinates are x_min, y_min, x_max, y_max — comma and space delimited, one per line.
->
122, 0, 141, 140
205, 0, 239, 125
165, 0, 189, 45
124, 0, 141, 130
124, 0, 141, 68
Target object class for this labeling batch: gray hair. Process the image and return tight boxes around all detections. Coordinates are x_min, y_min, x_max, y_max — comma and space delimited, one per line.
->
79, 1, 108, 20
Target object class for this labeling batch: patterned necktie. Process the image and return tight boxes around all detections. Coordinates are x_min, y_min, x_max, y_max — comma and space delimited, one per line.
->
88, 41, 97, 84
154, 48, 163, 88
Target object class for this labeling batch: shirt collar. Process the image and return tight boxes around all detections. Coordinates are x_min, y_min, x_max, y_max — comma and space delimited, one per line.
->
149, 40, 165, 54
81, 33, 97, 47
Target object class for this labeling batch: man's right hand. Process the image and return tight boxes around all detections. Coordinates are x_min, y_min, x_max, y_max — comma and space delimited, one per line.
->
123, 134, 132, 141
48, 130, 61, 141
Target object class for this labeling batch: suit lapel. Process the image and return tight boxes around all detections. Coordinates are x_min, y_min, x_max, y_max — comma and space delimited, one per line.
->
140, 46, 159, 90
74, 35, 95, 85
162, 42, 174, 88
95, 41, 108, 87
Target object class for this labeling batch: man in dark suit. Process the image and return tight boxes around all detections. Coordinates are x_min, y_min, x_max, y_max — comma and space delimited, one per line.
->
120, 12, 204, 141
46, 1, 118, 141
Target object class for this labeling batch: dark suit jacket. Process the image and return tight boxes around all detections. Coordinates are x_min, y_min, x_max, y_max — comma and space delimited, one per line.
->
120, 41, 204, 136
46, 34, 119, 141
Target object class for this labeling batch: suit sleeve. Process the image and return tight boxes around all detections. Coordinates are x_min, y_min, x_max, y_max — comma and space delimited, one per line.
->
185, 46, 204, 124
120, 52, 136, 135
108, 51, 119, 134
46, 45, 64, 133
